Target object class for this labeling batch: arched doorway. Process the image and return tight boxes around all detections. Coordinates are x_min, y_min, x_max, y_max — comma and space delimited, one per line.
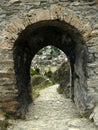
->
31, 45, 70, 99
13, 20, 89, 117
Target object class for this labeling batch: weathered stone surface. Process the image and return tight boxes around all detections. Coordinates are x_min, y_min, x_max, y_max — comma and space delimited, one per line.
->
9, 0, 22, 5
87, 62, 98, 68
0, 0, 98, 126
90, 104, 98, 126
31, 75, 48, 86
91, 30, 98, 38
7, 84, 97, 130
52, 61, 70, 98
87, 80, 98, 88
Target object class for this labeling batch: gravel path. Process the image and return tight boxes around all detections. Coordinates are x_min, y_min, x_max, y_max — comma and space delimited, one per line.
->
7, 84, 97, 130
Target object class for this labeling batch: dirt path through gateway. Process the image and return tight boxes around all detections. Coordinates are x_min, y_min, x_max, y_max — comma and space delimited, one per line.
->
8, 84, 97, 130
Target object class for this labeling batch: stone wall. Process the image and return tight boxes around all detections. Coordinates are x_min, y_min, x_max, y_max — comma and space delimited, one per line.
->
0, 0, 98, 125
52, 61, 70, 98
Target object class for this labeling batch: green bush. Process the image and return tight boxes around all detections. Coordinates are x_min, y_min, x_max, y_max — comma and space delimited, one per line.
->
4, 113, 10, 119
30, 68, 40, 76
57, 86, 63, 94
44, 70, 53, 78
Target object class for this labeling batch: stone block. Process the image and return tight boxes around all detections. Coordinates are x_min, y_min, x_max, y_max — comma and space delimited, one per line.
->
91, 30, 98, 38
87, 80, 98, 88
90, 104, 98, 126
88, 46, 96, 53
59, 0, 64, 1
0, 72, 15, 78
1, 101, 18, 114
0, 53, 13, 61
95, 53, 98, 58
70, 15, 83, 31
0, 61, 14, 72
9, 0, 22, 5
82, 23, 92, 40
0, 90, 18, 102
34, 9, 50, 21
87, 53, 95, 63
87, 62, 98, 68
48, 0, 54, 3
0, 77, 16, 86
32, 1, 40, 6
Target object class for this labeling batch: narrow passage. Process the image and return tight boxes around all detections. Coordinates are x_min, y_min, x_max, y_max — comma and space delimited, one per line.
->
8, 84, 97, 130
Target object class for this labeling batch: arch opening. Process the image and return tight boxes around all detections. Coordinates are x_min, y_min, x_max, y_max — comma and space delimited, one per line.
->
13, 20, 88, 117
31, 45, 68, 74
31, 45, 70, 99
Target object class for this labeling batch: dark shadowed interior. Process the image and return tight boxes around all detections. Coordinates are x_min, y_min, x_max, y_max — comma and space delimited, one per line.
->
13, 20, 88, 117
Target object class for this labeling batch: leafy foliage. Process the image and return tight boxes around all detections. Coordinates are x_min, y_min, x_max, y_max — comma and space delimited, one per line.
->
4, 113, 10, 119
30, 68, 40, 76
44, 70, 53, 78
57, 86, 63, 94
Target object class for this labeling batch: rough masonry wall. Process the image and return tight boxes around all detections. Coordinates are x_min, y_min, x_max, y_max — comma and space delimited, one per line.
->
0, 0, 98, 123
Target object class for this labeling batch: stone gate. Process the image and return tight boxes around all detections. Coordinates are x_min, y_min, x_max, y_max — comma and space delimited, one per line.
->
0, 0, 98, 125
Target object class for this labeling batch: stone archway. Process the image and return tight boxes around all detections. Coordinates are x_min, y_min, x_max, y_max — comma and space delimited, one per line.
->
0, 5, 94, 118
13, 19, 90, 117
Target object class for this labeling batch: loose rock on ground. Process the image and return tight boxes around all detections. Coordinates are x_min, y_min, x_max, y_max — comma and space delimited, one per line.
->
7, 84, 97, 130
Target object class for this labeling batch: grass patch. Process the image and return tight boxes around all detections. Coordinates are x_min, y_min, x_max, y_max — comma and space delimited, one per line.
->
76, 114, 84, 119
0, 118, 10, 130
32, 90, 40, 99
4, 113, 10, 120
57, 86, 63, 94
